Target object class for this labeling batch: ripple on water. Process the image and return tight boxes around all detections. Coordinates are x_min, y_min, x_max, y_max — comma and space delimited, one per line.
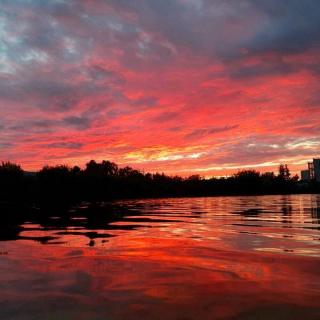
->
1, 194, 320, 319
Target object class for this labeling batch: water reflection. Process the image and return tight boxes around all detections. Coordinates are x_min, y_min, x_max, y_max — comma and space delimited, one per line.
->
1, 195, 320, 319
2, 195, 320, 254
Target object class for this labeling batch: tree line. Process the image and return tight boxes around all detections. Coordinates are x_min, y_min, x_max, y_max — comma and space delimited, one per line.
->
0, 160, 317, 206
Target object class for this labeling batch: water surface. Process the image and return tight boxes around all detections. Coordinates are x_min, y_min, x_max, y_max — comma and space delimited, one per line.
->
1, 194, 320, 319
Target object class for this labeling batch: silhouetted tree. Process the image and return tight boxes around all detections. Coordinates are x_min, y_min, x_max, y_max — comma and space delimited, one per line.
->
291, 174, 299, 182
119, 166, 141, 177
0, 162, 25, 202
71, 166, 81, 174
232, 170, 262, 194
278, 164, 290, 180
101, 160, 118, 176
234, 170, 260, 180
187, 175, 202, 181
0, 161, 24, 179
85, 160, 118, 177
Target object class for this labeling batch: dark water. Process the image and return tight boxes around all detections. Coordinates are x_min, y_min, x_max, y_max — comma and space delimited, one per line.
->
1, 194, 320, 319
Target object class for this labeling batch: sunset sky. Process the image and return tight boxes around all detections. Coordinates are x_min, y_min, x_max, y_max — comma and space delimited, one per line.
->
1, 0, 320, 176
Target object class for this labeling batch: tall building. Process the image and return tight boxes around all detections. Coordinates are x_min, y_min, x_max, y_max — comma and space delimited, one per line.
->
313, 159, 320, 182
301, 159, 320, 182
301, 169, 310, 181
308, 161, 315, 180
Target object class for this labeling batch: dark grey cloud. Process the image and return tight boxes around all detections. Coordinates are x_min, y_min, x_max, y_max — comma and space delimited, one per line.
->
230, 60, 295, 79
6, 113, 98, 134
247, 0, 320, 54
8, 119, 57, 134
186, 125, 239, 139
62, 116, 91, 130
0, 65, 126, 110
108, 0, 320, 57
85, 66, 126, 85
2, 1, 320, 61
1, 0, 319, 100
131, 96, 158, 108
46, 142, 84, 149
0, 142, 13, 149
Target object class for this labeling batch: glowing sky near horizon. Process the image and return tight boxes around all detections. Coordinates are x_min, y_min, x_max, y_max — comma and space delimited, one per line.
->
0, 0, 320, 176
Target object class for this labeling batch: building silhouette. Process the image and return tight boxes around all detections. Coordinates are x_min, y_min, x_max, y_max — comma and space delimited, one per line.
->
301, 169, 310, 181
301, 159, 320, 182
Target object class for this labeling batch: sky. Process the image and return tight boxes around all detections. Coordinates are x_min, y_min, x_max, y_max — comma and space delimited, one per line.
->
0, 0, 320, 177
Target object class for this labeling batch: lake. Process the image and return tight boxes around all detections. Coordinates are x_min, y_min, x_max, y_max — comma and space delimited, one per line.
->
1, 194, 320, 319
